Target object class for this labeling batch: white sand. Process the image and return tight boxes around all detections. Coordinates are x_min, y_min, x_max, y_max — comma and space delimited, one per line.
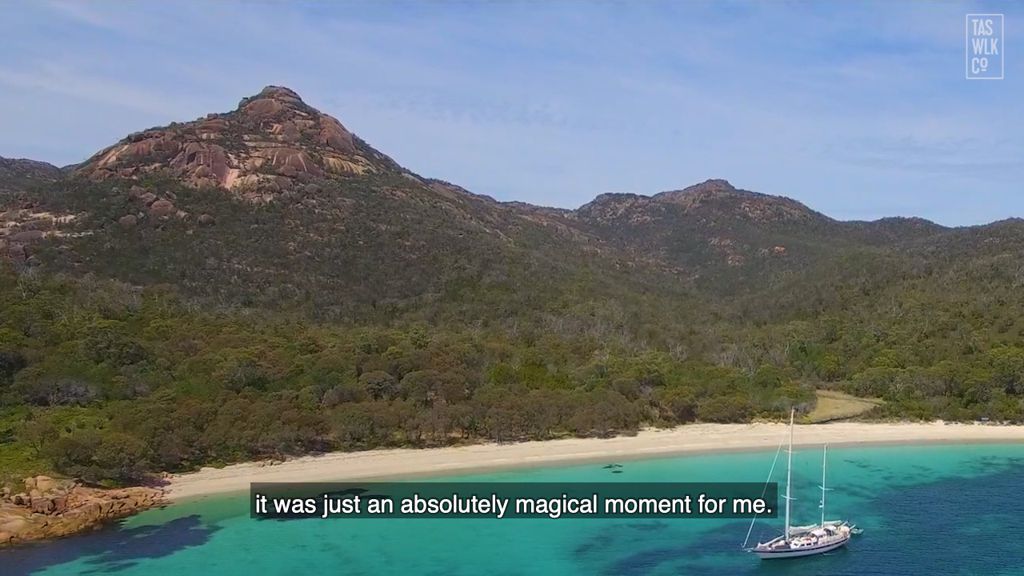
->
165, 421, 1024, 500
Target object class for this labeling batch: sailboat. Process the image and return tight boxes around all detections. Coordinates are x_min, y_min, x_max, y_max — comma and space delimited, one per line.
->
748, 409, 858, 559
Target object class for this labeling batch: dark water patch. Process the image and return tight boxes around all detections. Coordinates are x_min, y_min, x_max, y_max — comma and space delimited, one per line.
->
683, 520, 759, 556
601, 520, 778, 575
596, 458, 1024, 576
843, 459, 888, 476
965, 455, 1024, 476
572, 531, 614, 559
623, 521, 668, 532
854, 462, 1024, 575
422, 566, 465, 576
322, 487, 371, 498
0, 515, 217, 576
843, 485, 877, 500
604, 545, 690, 576
703, 459, 1024, 576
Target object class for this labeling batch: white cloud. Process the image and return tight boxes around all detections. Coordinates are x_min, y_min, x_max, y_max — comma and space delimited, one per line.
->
41, 0, 122, 30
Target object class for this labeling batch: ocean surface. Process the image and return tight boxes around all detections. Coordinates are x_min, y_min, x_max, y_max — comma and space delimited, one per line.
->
6, 442, 1024, 576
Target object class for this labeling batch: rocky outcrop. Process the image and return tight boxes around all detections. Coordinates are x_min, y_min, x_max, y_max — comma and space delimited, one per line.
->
8, 229, 44, 243
0, 206, 80, 265
148, 199, 177, 218
74, 86, 402, 199
0, 475, 164, 547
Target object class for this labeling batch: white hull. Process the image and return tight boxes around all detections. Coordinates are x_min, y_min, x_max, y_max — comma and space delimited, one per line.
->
754, 534, 850, 559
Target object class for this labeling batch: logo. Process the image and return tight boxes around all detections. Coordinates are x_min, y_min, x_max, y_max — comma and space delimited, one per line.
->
966, 14, 1004, 79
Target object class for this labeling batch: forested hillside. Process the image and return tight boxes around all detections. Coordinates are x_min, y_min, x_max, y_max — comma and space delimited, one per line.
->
2, 87, 1023, 487
0, 158, 62, 197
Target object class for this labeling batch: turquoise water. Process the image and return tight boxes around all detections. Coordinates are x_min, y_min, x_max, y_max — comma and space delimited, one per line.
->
6, 443, 1024, 575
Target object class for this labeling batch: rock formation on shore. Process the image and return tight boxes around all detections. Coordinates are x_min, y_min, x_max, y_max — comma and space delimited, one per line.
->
0, 475, 164, 547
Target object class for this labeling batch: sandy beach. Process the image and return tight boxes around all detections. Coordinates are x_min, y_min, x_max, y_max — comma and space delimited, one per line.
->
165, 422, 1024, 501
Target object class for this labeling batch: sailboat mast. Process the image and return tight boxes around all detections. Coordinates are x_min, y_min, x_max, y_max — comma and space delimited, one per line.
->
784, 408, 794, 541
820, 444, 828, 527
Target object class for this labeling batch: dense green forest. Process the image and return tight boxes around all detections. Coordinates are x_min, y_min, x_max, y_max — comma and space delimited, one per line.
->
0, 267, 811, 486
4, 240, 1024, 488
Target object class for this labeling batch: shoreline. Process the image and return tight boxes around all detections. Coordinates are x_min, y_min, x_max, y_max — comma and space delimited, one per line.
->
165, 421, 1024, 501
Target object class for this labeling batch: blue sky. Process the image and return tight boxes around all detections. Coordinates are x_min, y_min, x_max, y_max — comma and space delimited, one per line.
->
0, 1, 1020, 225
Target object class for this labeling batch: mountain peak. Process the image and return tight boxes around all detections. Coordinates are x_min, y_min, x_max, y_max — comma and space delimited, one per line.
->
649, 179, 823, 224
74, 86, 399, 198
235, 85, 308, 116
654, 179, 739, 203
681, 178, 736, 194
256, 85, 304, 101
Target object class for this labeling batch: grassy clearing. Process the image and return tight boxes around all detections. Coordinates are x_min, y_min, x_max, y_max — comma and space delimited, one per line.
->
803, 390, 884, 423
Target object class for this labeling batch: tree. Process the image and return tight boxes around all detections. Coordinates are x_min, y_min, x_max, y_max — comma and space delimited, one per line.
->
989, 346, 1024, 395
18, 377, 98, 406
657, 387, 698, 424
359, 371, 397, 401
0, 349, 26, 384
698, 395, 752, 423
20, 415, 58, 457
321, 381, 365, 406
82, 321, 150, 367
400, 370, 442, 405
92, 432, 152, 484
